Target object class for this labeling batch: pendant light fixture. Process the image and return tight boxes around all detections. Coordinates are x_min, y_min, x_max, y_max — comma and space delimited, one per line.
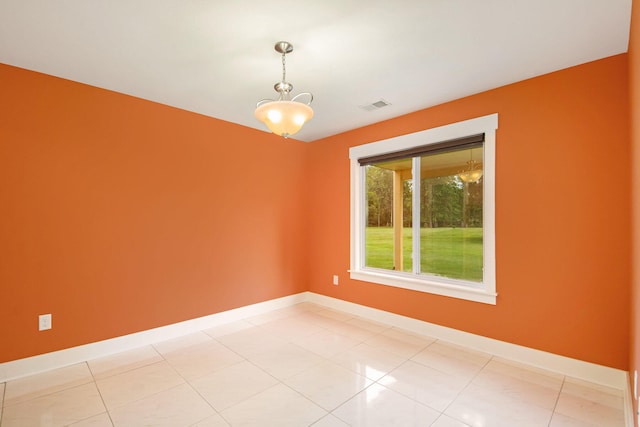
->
255, 41, 313, 138
458, 150, 483, 183
458, 160, 483, 183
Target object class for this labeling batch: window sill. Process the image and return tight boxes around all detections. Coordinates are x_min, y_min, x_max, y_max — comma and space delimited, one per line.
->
349, 269, 497, 305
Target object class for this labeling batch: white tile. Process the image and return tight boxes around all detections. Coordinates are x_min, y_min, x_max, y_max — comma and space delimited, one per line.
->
321, 320, 379, 342
383, 328, 436, 347
190, 360, 278, 411
285, 361, 373, 411
162, 340, 244, 380
88, 345, 162, 380
471, 359, 562, 410
191, 414, 231, 426
109, 383, 215, 427
489, 357, 564, 387
364, 328, 433, 358
275, 303, 325, 317
288, 302, 325, 313
247, 342, 324, 380
294, 329, 361, 358
315, 308, 354, 322
331, 343, 407, 381
344, 317, 391, 334
245, 306, 301, 325
378, 360, 469, 412
549, 412, 598, 427
215, 327, 288, 358
431, 414, 473, 427
259, 316, 325, 341
152, 331, 216, 356
96, 361, 184, 410
554, 381, 625, 427
332, 383, 440, 427
411, 340, 490, 380
561, 376, 624, 407
311, 414, 351, 426
445, 383, 553, 427
294, 312, 349, 335
67, 412, 114, 426
1, 383, 106, 427
203, 320, 254, 338
220, 383, 327, 427
4, 363, 93, 406
293, 306, 330, 321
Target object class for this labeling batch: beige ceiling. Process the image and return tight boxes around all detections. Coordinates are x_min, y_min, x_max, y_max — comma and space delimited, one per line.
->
0, 0, 632, 142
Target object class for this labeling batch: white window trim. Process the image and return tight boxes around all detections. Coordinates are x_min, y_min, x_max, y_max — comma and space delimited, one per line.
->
349, 113, 498, 305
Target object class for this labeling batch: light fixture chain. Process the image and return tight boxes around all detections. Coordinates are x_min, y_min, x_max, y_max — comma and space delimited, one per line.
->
281, 51, 287, 84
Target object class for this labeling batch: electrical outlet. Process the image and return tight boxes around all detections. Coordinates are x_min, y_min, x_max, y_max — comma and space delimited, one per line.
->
333, 275, 339, 285
39, 313, 52, 331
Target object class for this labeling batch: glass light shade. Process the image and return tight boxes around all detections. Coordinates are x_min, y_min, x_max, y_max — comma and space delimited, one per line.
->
459, 168, 483, 183
255, 100, 313, 138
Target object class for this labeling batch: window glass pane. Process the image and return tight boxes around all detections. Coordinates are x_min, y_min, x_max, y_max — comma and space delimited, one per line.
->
419, 147, 483, 282
350, 114, 497, 303
364, 159, 413, 272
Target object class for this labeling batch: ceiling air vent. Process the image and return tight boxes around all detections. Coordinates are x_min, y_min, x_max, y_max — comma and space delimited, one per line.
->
359, 99, 391, 111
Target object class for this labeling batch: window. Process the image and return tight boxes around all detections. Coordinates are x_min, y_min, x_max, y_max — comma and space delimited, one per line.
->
349, 114, 497, 304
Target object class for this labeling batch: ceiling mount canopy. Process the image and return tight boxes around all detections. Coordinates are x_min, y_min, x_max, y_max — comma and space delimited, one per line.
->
254, 41, 314, 138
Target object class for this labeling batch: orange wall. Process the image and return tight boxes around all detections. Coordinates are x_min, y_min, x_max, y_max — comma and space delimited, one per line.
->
0, 51, 632, 372
0, 64, 310, 363
629, 0, 640, 424
307, 54, 631, 370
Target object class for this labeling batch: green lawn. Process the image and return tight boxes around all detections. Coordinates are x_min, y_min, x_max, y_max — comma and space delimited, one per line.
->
365, 227, 483, 281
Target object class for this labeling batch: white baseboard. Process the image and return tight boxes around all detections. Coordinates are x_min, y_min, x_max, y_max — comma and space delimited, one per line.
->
623, 372, 635, 427
306, 293, 634, 427
306, 293, 627, 389
0, 292, 307, 382
0, 291, 633, 426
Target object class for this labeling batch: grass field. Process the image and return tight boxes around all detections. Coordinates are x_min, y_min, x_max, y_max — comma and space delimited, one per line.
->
365, 227, 483, 281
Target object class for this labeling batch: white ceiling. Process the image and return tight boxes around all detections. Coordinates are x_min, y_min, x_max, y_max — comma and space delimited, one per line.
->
0, 0, 632, 142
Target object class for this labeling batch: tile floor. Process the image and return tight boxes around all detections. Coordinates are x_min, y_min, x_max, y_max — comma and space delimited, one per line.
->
0, 303, 626, 426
